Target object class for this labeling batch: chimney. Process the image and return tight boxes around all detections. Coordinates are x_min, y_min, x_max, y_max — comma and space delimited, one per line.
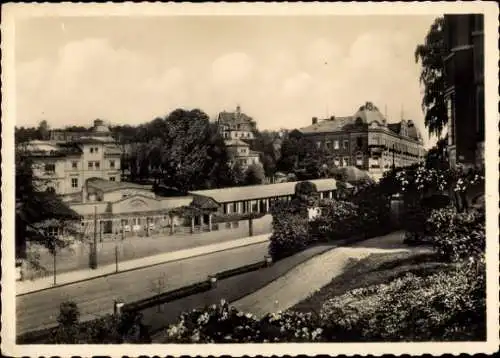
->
312, 117, 318, 125
330, 116, 335, 121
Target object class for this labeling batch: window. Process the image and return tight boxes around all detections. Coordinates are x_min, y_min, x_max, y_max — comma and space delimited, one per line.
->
343, 140, 349, 149
90, 148, 94, 154
356, 137, 363, 148
44, 163, 55, 173
46, 187, 56, 194
71, 178, 78, 188
333, 140, 339, 150
110, 160, 115, 168
316, 141, 321, 149
94, 147, 99, 153
343, 157, 349, 167
109, 176, 115, 182
72, 161, 78, 169
324, 141, 331, 150
48, 226, 60, 237
95, 161, 100, 169
88, 161, 94, 169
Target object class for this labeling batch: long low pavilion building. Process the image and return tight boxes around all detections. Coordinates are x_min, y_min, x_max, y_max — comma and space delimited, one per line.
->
64, 178, 337, 240
189, 178, 337, 215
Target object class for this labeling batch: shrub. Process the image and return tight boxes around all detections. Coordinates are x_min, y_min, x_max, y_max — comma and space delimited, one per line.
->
350, 184, 392, 237
163, 300, 261, 343
162, 300, 324, 343
269, 213, 310, 261
310, 200, 359, 241
426, 206, 485, 262
319, 260, 486, 341
48, 301, 150, 344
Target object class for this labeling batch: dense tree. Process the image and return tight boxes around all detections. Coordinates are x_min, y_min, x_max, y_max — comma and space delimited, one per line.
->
15, 149, 81, 261
37, 120, 51, 140
425, 135, 449, 170
415, 17, 447, 138
15, 126, 40, 143
244, 164, 266, 186
277, 129, 329, 179
250, 130, 281, 177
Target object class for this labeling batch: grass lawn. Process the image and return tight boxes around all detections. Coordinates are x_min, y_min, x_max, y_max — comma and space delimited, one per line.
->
291, 250, 456, 315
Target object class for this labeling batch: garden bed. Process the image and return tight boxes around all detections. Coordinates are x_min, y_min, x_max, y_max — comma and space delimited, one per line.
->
291, 250, 455, 314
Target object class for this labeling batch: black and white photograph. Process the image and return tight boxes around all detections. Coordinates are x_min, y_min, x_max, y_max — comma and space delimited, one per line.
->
1, 2, 498, 357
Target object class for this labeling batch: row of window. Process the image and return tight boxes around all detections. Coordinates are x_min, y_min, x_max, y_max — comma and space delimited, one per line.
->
89, 147, 100, 154
225, 132, 252, 139
70, 176, 115, 189
87, 160, 116, 170
316, 138, 364, 150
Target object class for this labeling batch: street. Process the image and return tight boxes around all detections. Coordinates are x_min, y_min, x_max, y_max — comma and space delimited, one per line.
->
16, 240, 269, 336
24, 215, 272, 280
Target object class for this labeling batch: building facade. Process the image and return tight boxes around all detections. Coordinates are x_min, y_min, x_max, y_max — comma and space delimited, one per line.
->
23, 120, 122, 200
225, 139, 261, 169
299, 102, 426, 181
217, 105, 257, 140
443, 14, 484, 170
71, 178, 337, 241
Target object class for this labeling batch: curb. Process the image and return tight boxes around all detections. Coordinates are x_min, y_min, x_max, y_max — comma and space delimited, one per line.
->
16, 235, 270, 297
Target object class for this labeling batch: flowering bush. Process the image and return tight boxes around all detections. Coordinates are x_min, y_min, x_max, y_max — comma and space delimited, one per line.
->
163, 300, 261, 343
162, 300, 324, 343
320, 260, 486, 341
425, 206, 485, 262
310, 200, 360, 241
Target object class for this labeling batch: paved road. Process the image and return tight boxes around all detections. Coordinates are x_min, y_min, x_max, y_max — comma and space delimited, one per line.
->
16, 241, 269, 336
25, 215, 272, 280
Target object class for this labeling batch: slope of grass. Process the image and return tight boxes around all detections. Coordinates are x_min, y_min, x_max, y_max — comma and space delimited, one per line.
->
291, 250, 456, 315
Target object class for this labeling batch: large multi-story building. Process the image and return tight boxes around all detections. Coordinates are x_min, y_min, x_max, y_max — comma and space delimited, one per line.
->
217, 105, 257, 140
299, 102, 426, 181
22, 120, 122, 201
443, 14, 484, 170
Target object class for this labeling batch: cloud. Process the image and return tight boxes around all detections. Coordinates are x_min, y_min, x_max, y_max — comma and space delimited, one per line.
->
303, 38, 342, 69
281, 72, 313, 98
211, 52, 255, 87
15, 23, 433, 147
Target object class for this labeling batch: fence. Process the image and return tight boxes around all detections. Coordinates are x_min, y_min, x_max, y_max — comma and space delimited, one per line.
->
21, 215, 273, 281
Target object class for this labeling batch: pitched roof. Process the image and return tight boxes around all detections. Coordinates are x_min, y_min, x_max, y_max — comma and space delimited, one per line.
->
86, 178, 152, 193
299, 116, 354, 134
218, 111, 253, 124
189, 178, 337, 204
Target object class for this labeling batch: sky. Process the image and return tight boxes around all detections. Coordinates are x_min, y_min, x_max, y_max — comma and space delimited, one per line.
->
15, 15, 441, 148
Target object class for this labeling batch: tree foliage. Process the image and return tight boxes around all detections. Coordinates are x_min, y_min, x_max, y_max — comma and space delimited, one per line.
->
415, 16, 447, 138
118, 109, 236, 190
244, 164, 266, 186
277, 130, 328, 178
15, 149, 81, 259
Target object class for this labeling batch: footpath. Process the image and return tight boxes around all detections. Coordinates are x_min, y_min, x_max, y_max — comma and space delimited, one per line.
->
232, 231, 433, 316
17, 234, 271, 296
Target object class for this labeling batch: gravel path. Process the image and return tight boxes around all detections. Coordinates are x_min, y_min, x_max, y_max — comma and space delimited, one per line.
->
232, 232, 431, 317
